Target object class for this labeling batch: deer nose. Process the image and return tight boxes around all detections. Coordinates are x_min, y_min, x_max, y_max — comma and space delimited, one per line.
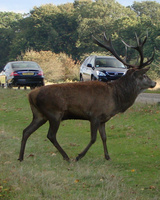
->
151, 81, 156, 88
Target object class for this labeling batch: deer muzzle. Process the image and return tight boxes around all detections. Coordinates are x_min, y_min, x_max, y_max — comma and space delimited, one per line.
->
150, 81, 156, 88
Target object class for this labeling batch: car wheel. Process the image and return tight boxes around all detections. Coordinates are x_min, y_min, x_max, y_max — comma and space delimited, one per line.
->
30, 86, 35, 90
41, 82, 45, 86
8, 83, 13, 89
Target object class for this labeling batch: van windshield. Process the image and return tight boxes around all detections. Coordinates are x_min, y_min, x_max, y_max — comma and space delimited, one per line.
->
95, 58, 125, 68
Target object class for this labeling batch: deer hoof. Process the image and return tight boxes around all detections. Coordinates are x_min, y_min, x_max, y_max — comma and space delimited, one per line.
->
105, 155, 111, 160
63, 157, 70, 162
18, 158, 23, 162
75, 157, 79, 162
75, 155, 81, 161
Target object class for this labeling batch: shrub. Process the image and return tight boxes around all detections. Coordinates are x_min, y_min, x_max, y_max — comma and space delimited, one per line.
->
19, 50, 80, 82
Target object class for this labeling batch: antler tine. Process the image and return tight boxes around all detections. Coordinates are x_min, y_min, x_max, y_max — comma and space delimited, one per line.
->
103, 32, 111, 46
92, 34, 107, 49
134, 34, 148, 68
121, 39, 135, 49
103, 33, 124, 63
93, 32, 154, 69
121, 33, 152, 68
140, 49, 155, 69
141, 35, 147, 46
135, 32, 139, 45
134, 33, 147, 48
92, 33, 136, 68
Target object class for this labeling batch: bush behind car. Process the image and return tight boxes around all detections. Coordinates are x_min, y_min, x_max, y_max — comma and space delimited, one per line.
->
19, 50, 80, 83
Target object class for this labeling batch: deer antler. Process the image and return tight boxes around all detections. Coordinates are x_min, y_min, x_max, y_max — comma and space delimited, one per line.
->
92, 33, 155, 69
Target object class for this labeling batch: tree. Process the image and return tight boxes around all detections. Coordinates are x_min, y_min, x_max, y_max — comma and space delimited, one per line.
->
75, 0, 138, 58
9, 4, 79, 60
0, 0, 160, 74
0, 12, 23, 68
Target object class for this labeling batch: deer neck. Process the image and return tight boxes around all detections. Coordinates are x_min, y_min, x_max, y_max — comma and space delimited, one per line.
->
113, 77, 139, 113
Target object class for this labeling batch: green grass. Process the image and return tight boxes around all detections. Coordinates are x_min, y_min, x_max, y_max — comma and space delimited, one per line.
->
0, 88, 160, 199
145, 89, 160, 93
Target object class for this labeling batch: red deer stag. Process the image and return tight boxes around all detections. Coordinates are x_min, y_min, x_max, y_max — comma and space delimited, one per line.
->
18, 33, 156, 162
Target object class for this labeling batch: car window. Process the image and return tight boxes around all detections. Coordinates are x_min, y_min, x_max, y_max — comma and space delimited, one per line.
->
95, 58, 125, 68
4, 64, 10, 71
11, 63, 39, 69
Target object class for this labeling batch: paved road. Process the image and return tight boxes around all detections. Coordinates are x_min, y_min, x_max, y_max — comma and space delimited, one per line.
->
136, 93, 160, 104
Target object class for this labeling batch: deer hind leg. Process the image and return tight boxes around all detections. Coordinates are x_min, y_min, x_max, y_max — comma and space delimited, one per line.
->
47, 119, 70, 161
18, 114, 47, 161
99, 123, 110, 160
76, 119, 99, 161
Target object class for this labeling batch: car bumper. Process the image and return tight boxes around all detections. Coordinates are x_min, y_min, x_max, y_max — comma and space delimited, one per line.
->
98, 75, 123, 82
11, 77, 44, 86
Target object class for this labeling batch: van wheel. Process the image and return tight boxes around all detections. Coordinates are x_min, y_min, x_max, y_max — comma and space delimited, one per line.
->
80, 75, 84, 81
91, 76, 96, 81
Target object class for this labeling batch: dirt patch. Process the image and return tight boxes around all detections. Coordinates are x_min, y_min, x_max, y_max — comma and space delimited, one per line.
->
136, 93, 160, 104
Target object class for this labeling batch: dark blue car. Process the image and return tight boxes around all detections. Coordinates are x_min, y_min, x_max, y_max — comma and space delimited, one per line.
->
3, 61, 44, 89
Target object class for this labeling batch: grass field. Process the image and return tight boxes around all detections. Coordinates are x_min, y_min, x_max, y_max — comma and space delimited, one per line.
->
0, 88, 160, 199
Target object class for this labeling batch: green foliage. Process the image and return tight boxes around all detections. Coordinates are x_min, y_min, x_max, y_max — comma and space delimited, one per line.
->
0, 12, 23, 68
148, 50, 160, 80
19, 50, 80, 82
0, 12, 22, 29
0, 89, 160, 199
131, 1, 160, 22
0, 1, 160, 79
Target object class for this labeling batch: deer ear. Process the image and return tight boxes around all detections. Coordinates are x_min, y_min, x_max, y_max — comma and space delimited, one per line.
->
133, 67, 150, 77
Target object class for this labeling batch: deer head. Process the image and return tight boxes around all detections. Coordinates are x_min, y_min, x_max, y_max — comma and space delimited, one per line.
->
92, 32, 155, 69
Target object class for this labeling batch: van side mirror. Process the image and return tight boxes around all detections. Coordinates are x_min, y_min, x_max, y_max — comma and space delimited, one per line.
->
87, 64, 92, 68
87, 63, 95, 70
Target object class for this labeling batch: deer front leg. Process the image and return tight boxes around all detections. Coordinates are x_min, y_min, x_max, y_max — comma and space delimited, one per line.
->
76, 119, 99, 161
18, 118, 47, 161
99, 123, 111, 160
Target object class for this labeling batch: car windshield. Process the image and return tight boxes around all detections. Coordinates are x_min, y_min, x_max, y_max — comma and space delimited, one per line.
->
95, 57, 125, 68
11, 62, 39, 69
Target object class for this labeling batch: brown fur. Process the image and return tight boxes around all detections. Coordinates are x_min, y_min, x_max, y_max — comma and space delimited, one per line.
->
18, 68, 156, 161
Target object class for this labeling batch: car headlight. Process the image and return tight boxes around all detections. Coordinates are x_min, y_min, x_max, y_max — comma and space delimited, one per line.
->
96, 71, 106, 76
